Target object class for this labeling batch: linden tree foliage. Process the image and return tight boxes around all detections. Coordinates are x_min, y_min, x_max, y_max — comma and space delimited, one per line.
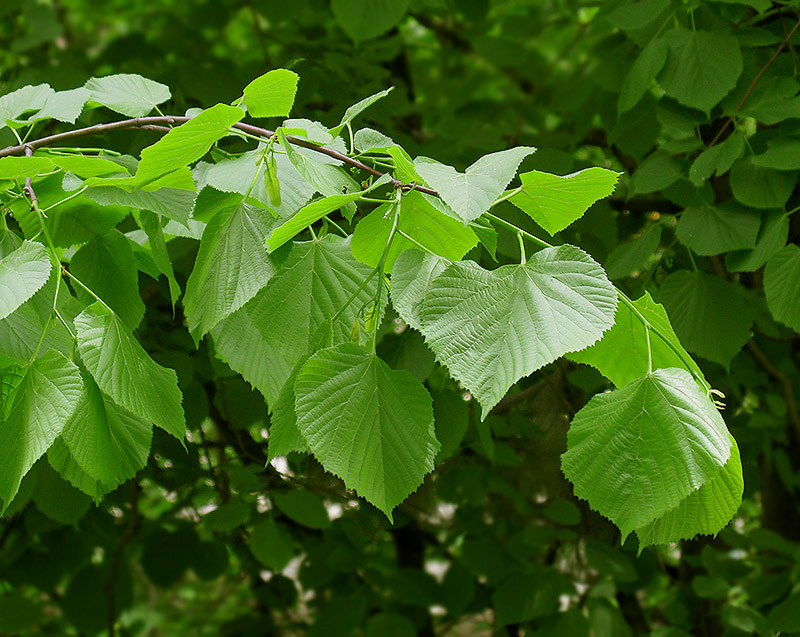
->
2, 0, 800, 634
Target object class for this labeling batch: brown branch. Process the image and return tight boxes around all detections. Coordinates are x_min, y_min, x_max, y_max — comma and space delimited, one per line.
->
0, 115, 440, 196
746, 341, 800, 438
709, 18, 800, 147
22, 145, 38, 204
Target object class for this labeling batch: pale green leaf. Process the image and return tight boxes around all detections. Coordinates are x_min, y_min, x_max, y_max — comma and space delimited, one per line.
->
414, 147, 536, 224
241, 69, 299, 118
726, 211, 789, 272
47, 438, 118, 499
295, 342, 438, 520
764, 245, 800, 332
676, 201, 760, 256
330, 88, 393, 137
390, 250, 448, 332
268, 361, 311, 460
351, 190, 478, 271
636, 437, 742, 547
184, 202, 279, 340
659, 270, 753, 366
619, 38, 668, 114
658, 28, 743, 112
730, 157, 795, 209
570, 291, 706, 389
0, 84, 54, 125
75, 302, 185, 439
22, 87, 90, 124
59, 371, 151, 487
752, 138, 800, 170
85, 73, 171, 118
0, 350, 83, 510
138, 211, 181, 308
50, 154, 125, 178
276, 130, 360, 199
419, 245, 617, 417
604, 225, 661, 279
562, 368, 731, 538
135, 104, 244, 185
0, 156, 56, 180
508, 167, 619, 235
0, 240, 51, 321
332, 0, 409, 43
69, 230, 145, 330
84, 186, 194, 225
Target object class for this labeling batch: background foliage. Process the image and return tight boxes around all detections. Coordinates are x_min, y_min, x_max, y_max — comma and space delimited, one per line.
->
2, 1, 800, 635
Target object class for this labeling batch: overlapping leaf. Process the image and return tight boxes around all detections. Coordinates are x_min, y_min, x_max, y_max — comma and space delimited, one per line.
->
390, 250, 448, 331
764, 245, 800, 332
0, 240, 51, 321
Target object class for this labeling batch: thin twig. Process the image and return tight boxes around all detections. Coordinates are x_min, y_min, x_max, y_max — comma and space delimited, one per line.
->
0, 115, 440, 196
709, 18, 800, 147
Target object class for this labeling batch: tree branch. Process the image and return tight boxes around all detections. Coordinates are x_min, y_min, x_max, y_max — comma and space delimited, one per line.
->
0, 115, 439, 196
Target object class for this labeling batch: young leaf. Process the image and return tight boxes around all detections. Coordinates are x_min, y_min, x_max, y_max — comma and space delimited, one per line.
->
0, 156, 57, 180
414, 147, 536, 224
295, 342, 438, 520
561, 368, 732, 539
60, 371, 153, 487
419, 245, 617, 417
0, 350, 83, 510
764, 245, 800, 332
75, 302, 185, 440
330, 87, 393, 137
184, 202, 279, 341
241, 69, 299, 118
570, 291, 706, 389
635, 438, 743, 547
84, 73, 171, 118
0, 240, 52, 321
507, 167, 619, 235
135, 103, 244, 186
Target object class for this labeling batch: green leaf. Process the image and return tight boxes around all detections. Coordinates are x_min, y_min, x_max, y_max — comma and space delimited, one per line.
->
331, 0, 409, 43
249, 518, 294, 570
31, 458, 92, 526
619, 38, 668, 114
51, 154, 127, 178
330, 88, 393, 137
562, 368, 732, 538
184, 202, 279, 341
268, 361, 311, 460
225, 235, 378, 405
0, 84, 54, 125
390, 250, 448, 331
0, 350, 83, 510
508, 167, 619, 235
764, 245, 800, 332
138, 210, 181, 309
0, 240, 51, 321
84, 73, 171, 117
295, 342, 438, 520
414, 147, 536, 224
47, 438, 117, 499
730, 157, 795, 209
676, 201, 760, 256
60, 371, 152, 487
604, 225, 661, 279
636, 437, 742, 547
659, 270, 753, 366
658, 28, 743, 112
75, 302, 185, 440
351, 191, 478, 271
84, 186, 194, 225
69, 230, 145, 330
135, 103, 244, 186
752, 138, 800, 170
419, 245, 617, 417
274, 491, 331, 529
241, 69, 299, 118
570, 291, 706, 389
726, 211, 789, 272
689, 133, 745, 185
0, 156, 56, 180
22, 87, 90, 124
629, 152, 681, 195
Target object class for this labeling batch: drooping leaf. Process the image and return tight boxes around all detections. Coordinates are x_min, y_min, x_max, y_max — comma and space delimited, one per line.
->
295, 342, 438, 520
419, 245, 617, 417
47, 438, 118, 499
60, 371, 153, 487
138, 210, 181, 309
636, 437, 743, 547
508, 167, 619, 235
0, 350, 83, 510
240, 69, 299, 118
562, 368, 732, 538
676, 201, 760, 256
184, 202, 279, 341
659, 270, 753, 366
390, 250, 449, 332
414, 147, 536, 224
658, 28, 743, 112
69, 230, 145, 330
331, 0, 410, 43
570, 291, 706, 389
351, 190, 478, 271
134, 103, 244, 185
619, 38, 668, 114
764, 245, 800, 332
84, 73, 171, 118
268, 361, 311, 460
0, 240, 51, 321
74, 302, 185, 440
